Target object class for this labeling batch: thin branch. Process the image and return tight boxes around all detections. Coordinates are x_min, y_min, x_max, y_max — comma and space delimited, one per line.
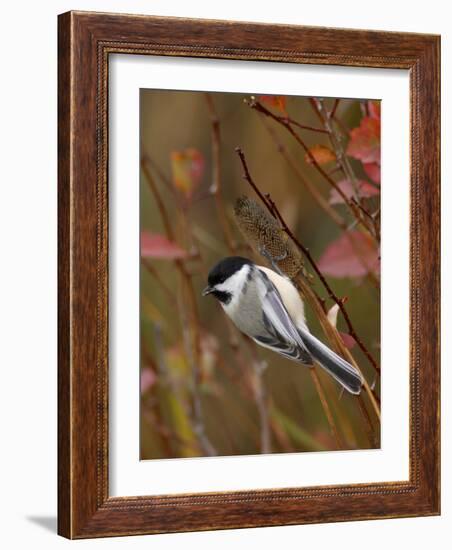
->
204, 93, 236, 253
267, 191, 381, 399
152, 324, 200, 455
356, 391, 379, 447
259, 116, 346, 230
334, 117, 352, 139
252, 359, 272, 454
271, 220, 380, 377
141, 337, 175, 457
310, 98, 362, 206
141, 158, 174, 239
142, 162, 217, 455
247, 99, 349, 203
236, 147, 273, 206
351, 198, 381, 242
257, 101, 329, 135
360, 100, 370, 117
260, 117, 381, 331
309, 368, 343, 449
142, 154, 180, 203
142, 260, 177, 310
149, 125, 273, 454
280, 117, 329, 135
246, 98, 376, 238
226, 325, 273, 453
235, 148, 381, 422
178, 283, 217, 457
236, 147, 380, 376
330, 98, 340, 119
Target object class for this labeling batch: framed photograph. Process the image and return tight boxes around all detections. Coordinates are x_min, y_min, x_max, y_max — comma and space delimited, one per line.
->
58, 11, 440, 538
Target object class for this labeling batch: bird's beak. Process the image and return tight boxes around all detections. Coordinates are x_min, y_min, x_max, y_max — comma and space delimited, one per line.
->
202, 286, 214, 297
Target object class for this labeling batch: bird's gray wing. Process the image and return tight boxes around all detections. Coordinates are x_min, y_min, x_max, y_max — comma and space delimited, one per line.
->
253, 270, 313, 365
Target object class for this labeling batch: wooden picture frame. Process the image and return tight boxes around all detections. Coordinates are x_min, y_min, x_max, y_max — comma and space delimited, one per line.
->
58, 11, 440, 538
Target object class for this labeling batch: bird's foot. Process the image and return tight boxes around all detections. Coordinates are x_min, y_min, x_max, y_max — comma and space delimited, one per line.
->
258, 245, 287, 275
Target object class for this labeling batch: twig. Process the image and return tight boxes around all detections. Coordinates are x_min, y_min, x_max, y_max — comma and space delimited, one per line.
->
257, 100, 329, 135
309, 368, 343, 449
260, 117, 381, 334
246, 98, 376, 238
236, 147, 273, 207
236, 147, 380, 377
352, 198, 381, 242
315, 368, 360, 448
360, 100, 370, 117
152, 324, 199, 455
178, 286, 217, 457
144, 156, 272, 455
142, 260, 177, 309
247, 99, 349, 203
330, 98, 340, 119
142, 162, 217, 455
141, 338, 175, 456
270, 100, 380, 278
310, 98, 362, 207
275, 226, 380, 377
356, 392, 379, 447
280, 117, 329, 135
259, 116, 346, 230
252, 359, 272, 454
204, 94, 236, 253
143, 154, 209, 211
141, 158, 174, 239
235, 148, 381, 422
142, 154, 180, 204
225, 325, 273, 453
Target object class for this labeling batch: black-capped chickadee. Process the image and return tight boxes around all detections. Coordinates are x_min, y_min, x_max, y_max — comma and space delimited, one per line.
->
202, 256, 363, 395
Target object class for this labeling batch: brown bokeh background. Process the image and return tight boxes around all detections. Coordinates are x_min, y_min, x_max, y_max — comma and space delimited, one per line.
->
140, 90, 380, 459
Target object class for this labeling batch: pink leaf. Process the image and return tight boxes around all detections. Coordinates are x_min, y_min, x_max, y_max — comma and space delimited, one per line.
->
141, 367, 157, 394
346, 117, 380, 164
140, 231, 188, 259
339, 332, 357, 349
318, 231, 380, 278
170, 148, 205, 199
363, 162, 381, 184
329, 179, 380, 205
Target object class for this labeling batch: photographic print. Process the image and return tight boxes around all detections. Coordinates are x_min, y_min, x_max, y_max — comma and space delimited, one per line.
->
58, 13, 440, 537
58, 11, 441, 537
140, 90, 381, 460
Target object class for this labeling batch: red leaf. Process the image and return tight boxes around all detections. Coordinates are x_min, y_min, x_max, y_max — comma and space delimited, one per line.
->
346, 117, 380, 164
305, 144, 336, 165
368, 100, 381, 120
259, 95, 287, 114
140, 231, 188, 259
339, 332, 357, 349
318, 231, 380, 278
170, 148, 204, 199
141, 367, 157, 394
329, 179, 380, 205
363, 162, 381, 184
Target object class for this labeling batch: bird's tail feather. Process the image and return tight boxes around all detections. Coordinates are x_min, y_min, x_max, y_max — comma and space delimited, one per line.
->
299, 328, 363, 395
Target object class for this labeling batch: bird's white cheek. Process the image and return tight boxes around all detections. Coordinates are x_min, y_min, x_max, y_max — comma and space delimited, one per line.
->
221, 295, 238, 315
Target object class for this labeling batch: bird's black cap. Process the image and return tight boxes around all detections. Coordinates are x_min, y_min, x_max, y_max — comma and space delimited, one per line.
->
207, 256, 252, 288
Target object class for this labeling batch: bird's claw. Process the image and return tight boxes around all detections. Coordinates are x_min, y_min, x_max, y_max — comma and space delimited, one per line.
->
258, 245, 287, 275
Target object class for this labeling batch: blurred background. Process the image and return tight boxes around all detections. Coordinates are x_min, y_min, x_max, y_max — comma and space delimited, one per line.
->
140, 90, 381, 460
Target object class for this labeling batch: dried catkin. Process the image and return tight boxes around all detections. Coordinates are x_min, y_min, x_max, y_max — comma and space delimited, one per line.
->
234, 196, 306, 279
